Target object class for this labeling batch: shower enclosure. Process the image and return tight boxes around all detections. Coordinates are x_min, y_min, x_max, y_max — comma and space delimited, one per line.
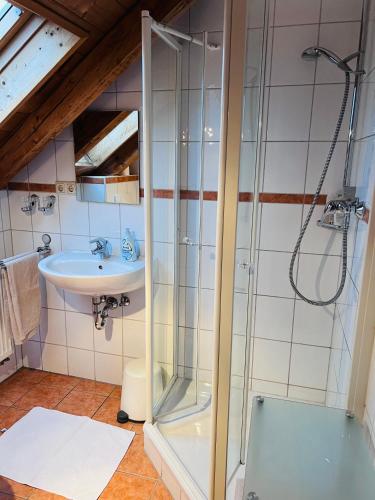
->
142, 0, 375, 498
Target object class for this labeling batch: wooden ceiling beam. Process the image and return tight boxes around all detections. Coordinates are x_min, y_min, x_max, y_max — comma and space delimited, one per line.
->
0, 0, 193, 188
11, 0, 91, 37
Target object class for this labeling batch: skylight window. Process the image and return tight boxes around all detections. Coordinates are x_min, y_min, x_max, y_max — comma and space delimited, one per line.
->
0, 1, 24, 45
0, 2, 81, 124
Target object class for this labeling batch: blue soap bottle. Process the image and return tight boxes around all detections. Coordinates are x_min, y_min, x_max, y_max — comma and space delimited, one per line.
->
121, 228, 139, 262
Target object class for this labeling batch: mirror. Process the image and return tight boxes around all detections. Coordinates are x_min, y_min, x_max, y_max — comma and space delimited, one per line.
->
73, 110, 140, 204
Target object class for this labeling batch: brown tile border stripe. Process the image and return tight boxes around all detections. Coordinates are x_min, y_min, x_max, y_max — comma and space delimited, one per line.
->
8, 182, 56, 193
259, 193, 327, 205
181, 189, 199, 200
142, 190, 326, 204
239, 192, 253, 202
8, 183, 328, 206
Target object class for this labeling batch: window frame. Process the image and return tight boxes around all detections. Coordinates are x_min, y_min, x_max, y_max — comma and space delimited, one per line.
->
0, 1, 31, 51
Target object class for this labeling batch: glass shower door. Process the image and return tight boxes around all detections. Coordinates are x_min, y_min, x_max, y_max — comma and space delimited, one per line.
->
142, 15, 183, 413
142, 9, 208, 420
142, 10, 219, 497
226, 0, 268, 484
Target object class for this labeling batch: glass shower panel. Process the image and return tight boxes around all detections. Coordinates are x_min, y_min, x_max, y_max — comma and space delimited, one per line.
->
226, 0, 267, 483
152, 33, 217, 498
150, 36, 180, 410
153, 37, 207, 419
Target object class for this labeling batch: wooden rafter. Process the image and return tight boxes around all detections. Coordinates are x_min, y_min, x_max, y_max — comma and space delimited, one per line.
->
0, 0, 193, 188
11, 0, 90, 37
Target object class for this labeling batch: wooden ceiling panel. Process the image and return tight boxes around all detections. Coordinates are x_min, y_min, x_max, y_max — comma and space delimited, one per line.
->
52, 0, 137, 32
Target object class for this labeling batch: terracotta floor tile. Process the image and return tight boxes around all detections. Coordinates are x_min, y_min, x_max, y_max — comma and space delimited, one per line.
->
151, 481, 172, 500
0, 407, 26, 429
92, 397, 132, 429
131, 422, 144, 434
0, 477, 34, 498
56, 391, 106, 417
0, 380, 34, 407
39, 373, 80, 392
29, 489, 67, 499
10, 368, 47, 385
109, 386, 122, 399
13, 385, 70, 411
118, 435, 158, 479
73, 379, 115, 396
100, 472, 156, 499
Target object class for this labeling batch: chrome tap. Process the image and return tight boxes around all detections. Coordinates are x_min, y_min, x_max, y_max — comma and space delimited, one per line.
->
317, 190, 366, 232
90, 237, 112, 259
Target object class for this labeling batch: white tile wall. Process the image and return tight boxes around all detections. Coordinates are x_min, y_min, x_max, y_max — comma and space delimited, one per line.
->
289, 344, 330, 390
263, 142, 308, 194
252, 338, 290, 384
244, 0, 364, 402
273, 0, 321, 27
267, 86, 313, 141
270, 25, 318, 86
320, 0, 363, 23
254, 295, 294, 342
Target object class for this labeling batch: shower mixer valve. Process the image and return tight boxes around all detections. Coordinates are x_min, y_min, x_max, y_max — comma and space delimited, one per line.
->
317, 190, 366, 231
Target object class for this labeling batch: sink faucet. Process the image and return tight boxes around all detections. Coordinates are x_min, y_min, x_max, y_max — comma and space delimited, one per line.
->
90, 237, 112, 259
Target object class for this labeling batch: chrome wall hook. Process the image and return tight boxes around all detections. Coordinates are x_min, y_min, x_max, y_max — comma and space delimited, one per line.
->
21, 194, 39, 213
38, 195, 56, 213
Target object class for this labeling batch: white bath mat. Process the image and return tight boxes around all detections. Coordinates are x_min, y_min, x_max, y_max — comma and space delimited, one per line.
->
0, 406, 135, 500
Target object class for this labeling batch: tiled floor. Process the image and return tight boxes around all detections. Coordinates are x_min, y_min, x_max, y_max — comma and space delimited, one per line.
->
0, 368, 171, 500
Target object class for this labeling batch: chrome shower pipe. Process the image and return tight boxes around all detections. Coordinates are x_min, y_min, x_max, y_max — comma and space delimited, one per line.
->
344, 3, 366, 187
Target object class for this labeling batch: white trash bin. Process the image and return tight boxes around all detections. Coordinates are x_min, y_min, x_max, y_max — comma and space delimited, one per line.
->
117, 357, 163, 423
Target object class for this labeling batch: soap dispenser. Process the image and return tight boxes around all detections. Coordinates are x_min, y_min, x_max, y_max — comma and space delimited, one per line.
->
121, 228, 140, 262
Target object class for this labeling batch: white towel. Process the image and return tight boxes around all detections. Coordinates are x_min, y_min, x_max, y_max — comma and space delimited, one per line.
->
0, 280, 12, 363
3, 253, 41, 345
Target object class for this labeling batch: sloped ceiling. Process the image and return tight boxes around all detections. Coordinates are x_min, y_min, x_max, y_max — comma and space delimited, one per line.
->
0, 0, 193, 187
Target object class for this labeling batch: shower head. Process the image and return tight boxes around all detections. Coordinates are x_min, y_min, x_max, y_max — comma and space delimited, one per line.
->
301, 46, 362, 73
302, 46, 341, 64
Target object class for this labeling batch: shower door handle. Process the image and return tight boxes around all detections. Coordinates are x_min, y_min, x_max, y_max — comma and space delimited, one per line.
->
181, 236, 200, 247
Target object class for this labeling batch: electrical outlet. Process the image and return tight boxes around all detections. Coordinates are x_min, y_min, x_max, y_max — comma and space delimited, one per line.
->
55, 181, 76, 194
66, 182, 76, 194
56, 182, 66, 194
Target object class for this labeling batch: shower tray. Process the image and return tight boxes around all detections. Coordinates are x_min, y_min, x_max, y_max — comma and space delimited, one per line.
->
244, 397, 375, 500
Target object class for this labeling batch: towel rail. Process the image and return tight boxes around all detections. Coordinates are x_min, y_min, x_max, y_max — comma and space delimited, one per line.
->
0, 233, 51, 270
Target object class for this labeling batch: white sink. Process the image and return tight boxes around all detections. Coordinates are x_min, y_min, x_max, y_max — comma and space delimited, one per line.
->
38, 251, 145, 296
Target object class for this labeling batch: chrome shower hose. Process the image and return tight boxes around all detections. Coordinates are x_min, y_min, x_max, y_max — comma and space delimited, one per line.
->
289, 72, 351, 306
